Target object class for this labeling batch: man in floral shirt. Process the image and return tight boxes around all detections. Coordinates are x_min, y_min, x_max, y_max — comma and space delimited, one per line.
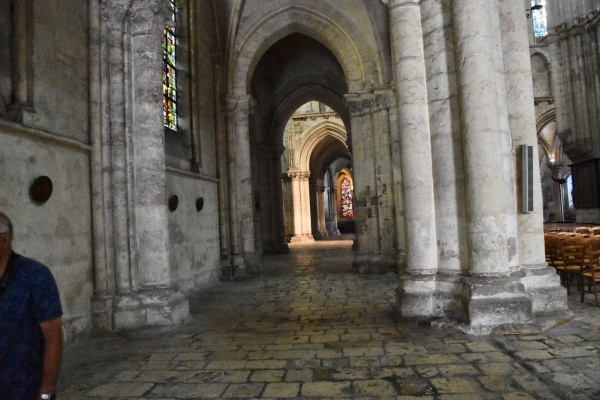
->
0, 212, 63, 400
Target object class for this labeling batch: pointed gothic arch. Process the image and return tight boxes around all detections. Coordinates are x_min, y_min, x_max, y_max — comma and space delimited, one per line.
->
230, 5, 384, 95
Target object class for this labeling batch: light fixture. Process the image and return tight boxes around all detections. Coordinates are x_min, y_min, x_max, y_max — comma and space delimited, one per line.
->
526, 0, 543, 18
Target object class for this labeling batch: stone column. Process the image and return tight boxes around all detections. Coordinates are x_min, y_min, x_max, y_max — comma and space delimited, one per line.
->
268, 145, 289, 253
326, 185, 340, 236
316, 180, 327, 239
550, 163, 565, 221
90, 0, 112, 331
372, 89, 397, 269
91, 0, 133, 331
129, 0, 172, 289
128, 0, 188, 326
452, 0, 531, 331
6, 0, 33, 122
106, 2, 133, 296
257, 144, 288, 254
345, 93, 380, 272
213, 61, 232, 277
421, 0, 468, 319
226, 95, 258, 270
499, 0, 569, 318
288, 172, 314, 243
387, 0, 438, 316
92, 0, 189, 331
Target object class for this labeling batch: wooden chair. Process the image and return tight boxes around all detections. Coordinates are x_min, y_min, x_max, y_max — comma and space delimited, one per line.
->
554, 243, 585, 294
544, 233, 561, 267
580, 249, 600, 306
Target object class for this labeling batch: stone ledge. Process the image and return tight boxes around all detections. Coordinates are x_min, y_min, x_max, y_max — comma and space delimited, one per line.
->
91, 287, 190, 332
430, 310, 575, 336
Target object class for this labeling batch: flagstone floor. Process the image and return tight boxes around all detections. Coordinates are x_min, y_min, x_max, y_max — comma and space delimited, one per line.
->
59, 237, 600, 399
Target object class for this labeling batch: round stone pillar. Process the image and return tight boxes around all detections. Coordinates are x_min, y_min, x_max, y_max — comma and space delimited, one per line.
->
129, 0, 172, 289
287, 172, 314, 243
499, 0, 569, 318
226, 95, 258, 270
387, 0, 438, 316
316, 180, 327, 239
452, 0, 532, 330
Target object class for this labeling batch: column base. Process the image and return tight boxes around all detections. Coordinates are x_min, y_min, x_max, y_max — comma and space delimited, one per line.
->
396, 272, 437, 317
396, 271, 574, 335
520, 263, 571, 314
289, 234, 314, 243
353, 252, 396, 274
431, 273, 469, 322
91, 287, 190, 332
220, 254, 233, 280
466, 274, 532, 329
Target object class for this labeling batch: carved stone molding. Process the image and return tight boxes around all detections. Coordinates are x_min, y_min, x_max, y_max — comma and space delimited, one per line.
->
374, 90, 395, 111
381, 0, 420, 9
346, 89, 395, 116
288, 172, 311, 181
100, 0, 131, 24
226, 95, 257, 118
129, 0, 171, 36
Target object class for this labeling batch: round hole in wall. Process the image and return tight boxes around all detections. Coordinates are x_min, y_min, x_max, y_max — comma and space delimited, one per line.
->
168, 195, 179, 212
30, 176, 53, 204
196, 197, 204, 212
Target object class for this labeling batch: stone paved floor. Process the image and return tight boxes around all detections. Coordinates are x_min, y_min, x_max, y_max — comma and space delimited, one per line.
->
59, 238, 600, 399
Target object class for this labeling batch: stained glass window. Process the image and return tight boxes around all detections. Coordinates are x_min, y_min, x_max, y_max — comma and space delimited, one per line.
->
532, 0, 548, 38
163, 0, 177, 130
341, 178, 354, 218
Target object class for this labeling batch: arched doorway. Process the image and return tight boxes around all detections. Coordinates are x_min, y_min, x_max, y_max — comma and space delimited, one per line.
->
247, 33, 351, 255
280, 101, 352, 242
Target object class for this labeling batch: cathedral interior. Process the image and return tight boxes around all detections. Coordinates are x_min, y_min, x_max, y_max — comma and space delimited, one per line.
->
1, 0, 600, 346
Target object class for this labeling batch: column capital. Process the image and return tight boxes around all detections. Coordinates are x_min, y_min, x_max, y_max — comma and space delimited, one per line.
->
345, 93, 374, 116
288, 172, 311, 181
129, 0, 172, 37
101, 0, 130, 24
374, 89, 396, 111
548, 162, 565, 176
381, 0, 421, 9
226, 95, 256, 117
345, 91, 394, 116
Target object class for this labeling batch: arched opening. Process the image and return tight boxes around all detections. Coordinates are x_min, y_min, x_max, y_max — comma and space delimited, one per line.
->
336, 169, 355, 234
281, 101, 352, 242
249, 33, 350, 254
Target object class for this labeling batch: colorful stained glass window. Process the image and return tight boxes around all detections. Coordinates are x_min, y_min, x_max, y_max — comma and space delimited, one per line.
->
532, 0, 548, 38
341, 178, 354, 218
163, 0, 177, 130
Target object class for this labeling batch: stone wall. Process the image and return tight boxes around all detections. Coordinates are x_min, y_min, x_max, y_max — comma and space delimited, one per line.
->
0, 0, 92, 341
166, 172, 221, 293
0, 126, 93, 341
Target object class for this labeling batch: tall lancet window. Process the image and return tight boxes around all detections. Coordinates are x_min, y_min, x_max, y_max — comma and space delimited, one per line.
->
341, 178, 354, 218
532, 0, 548, 38
163, 0, 177, 130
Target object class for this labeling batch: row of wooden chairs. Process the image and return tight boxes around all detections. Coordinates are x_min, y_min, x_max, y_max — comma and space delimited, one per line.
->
573, 226, 600, 236
544, 232, 600, 306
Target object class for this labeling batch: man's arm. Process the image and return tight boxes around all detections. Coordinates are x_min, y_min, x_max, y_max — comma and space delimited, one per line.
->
39, 317, 63, 396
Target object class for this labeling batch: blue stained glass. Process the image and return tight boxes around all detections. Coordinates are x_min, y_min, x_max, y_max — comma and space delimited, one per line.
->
532, 0, 548, 38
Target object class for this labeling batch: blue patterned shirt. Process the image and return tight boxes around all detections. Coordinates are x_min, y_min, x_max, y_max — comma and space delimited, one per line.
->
0, 253, 62, 400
